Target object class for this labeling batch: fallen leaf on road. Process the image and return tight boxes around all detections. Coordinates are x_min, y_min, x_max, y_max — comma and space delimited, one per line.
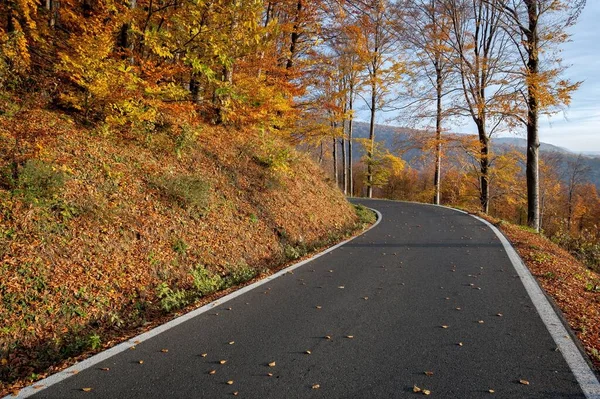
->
497, 313, 503, 317
315, 306, 322, 309
81, 388, 92, 392
100, 367, 110, 371
229, 341, 235, 345
268, 361, 276, 367
519, 379, 530, 385
233, 392, 239, 396
424, 371, 434, 376
338, 286, 345, 289
227, 380, 234, 385
413, 385, 422, 393
346, 335, 354, 339
267, 373, 273, 377
312, 384, 320, 389
441, 325, 449, 329
32, 385, 44, 389
219, 360, 227, 364
161, 349, 168, 353
489, 389, 495, 393
363, 297, 369, 300
478, 320, 484, 324
201, 353, 208, 357
458, 342, 463, 346
324, 335, 332, 340
209, 370, 216, 375
138, 360, 144, 364
305, 350, 311, 355
423, 389, 431, 395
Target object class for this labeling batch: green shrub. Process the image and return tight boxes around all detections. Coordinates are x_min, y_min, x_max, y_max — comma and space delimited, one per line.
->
190, 265, 223, 296
222, 261, 257, 287
156, 282, 189, 312
283, 243, 306, 261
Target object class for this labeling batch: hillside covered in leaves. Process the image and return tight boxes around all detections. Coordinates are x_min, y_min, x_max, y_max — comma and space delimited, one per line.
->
0, 0, 372, 392
0, 105, 365, 393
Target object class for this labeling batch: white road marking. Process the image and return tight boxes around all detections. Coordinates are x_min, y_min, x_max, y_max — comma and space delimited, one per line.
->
471, 215, 600, 399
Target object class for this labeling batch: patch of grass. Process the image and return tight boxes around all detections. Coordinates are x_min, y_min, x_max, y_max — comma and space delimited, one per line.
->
354, 204, 376, 226
531, 252, 552, 264
16, 160, 64, 201
150, 174, 210, 213
172, 237, 188, 256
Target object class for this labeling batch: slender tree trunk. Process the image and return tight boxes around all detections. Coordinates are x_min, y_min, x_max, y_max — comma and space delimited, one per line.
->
348, 85, 354, 197
341, 134, 347, 195
332, 132, 338, 186
367, 85, 376, 199
433, 67, 443, 205
477, 122, 490, 213
526, 0, 540, 231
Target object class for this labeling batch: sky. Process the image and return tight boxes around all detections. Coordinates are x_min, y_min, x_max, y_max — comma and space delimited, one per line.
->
363, 3, 600, 154
533, 2, 600, 153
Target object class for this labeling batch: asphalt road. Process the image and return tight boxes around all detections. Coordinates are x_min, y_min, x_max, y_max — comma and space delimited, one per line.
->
23, 199, 594, 398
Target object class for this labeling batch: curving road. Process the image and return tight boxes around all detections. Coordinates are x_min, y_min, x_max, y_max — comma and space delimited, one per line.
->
14, 199, 600, 398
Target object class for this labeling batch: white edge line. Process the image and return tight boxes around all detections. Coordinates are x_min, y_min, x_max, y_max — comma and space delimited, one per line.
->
470, 214, 600, 399
7, 208, 382, 399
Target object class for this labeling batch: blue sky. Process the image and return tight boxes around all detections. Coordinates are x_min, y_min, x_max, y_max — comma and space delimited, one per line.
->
533, 2, 600, 153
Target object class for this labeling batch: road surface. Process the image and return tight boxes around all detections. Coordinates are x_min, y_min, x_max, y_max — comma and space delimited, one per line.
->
16, 199, 599, 398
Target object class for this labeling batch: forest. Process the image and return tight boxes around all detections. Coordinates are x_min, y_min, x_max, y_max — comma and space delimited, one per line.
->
0, 0, 596, 274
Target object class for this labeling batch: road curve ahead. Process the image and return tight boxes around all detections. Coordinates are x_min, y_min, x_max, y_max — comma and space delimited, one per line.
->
21, 199, 596, 398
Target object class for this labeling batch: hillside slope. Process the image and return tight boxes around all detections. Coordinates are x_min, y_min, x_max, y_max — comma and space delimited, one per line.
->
0, 111, 361, 392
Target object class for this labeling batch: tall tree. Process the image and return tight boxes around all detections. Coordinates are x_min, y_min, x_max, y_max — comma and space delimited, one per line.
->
399, 0, 454, 205
445, 0, 517, 213
487, 0, 585, 231
349, 0, 403, 198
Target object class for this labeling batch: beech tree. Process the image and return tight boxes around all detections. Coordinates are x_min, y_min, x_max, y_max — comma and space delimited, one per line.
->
348, 0, 404, 198
444, 0, 518, 213
399, 0, 454, 205
487, 0, 585, 231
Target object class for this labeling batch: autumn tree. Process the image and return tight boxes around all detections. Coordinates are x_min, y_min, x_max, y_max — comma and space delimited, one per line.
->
444, 0, 519, 213
397, 0, 455, 205
347, 0, 404, 198
487, 0, 585, 231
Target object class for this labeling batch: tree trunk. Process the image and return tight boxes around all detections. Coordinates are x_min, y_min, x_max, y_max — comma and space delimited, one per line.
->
341, 135, 347, 195
348, 85, 354, 197
526, 0, 540, 231
433, 66, 443, 205
477, 122, 490, 213
332, 134, 338, 186
286, 0, 302, 70
367, 85, 376, 199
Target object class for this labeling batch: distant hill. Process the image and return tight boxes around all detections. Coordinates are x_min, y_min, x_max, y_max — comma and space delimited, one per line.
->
351, 121, 600, 188
492, 137, 572, 154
